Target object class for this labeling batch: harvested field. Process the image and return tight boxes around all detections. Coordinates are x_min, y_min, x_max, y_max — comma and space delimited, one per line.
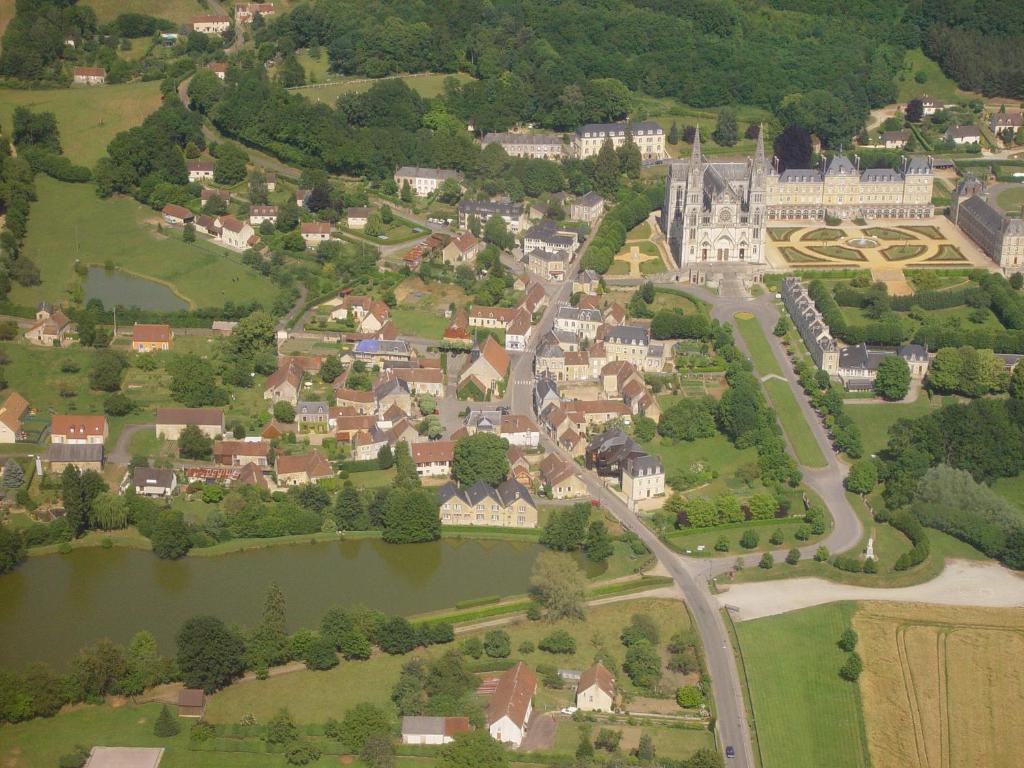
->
854, 602, 1024, 768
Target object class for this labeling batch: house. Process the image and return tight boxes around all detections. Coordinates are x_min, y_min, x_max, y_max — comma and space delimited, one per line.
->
880, 130, 910, 149
442, 231, 482, 265
249, 205, 278, 226
132, 324, 172, 353
177, 688, 205, 718
521, 283, 548, 315
573, 121, 665, 160
334, 415, 375, 441
296, 401, 330, 427
586, 428, 648, 478
335, 387, 375, 414
437, 479, 539, 528
505, 310, 533, 352
622, 453, 665, 503
82, 747, 165, 768
352, 427, 389, 461
213, 440, 270, 467
486, 662, 537, 746
25, 304, 73, 347
161, 204, 193, 226
563, 350, 591, 382
528, 249, 568, 281
481, 132, 564, 160
944, 125, 981, 145
950, 174, 1024, 272
457, 200, 528, 234
207, 62, 227, 80
211, 320, 237, 335
346, 207, 372, 229
411, 440, 455, 478
400, 716, 471, 746
604, 325, 652, 366
51, 415, 107, 444
195, 214, 220, 237
990, 111, 1023, 135
570, 192, 604, 224
563, 400, 632, 431
464, 407, 504, 435
265, 172, 277, 191
459, 337, 510, 393
573, 269, 601, 295
295, 188, 311, 207
155, 408, 224, 440
575, 662, 614, 712
469, 305, 519, 330
264, 362, 302, 405
353, 339, 413, 364
375, 378, 413, 416
0, 392, 28, 443
131, 467, 178, 498
236, 2, 275, 22
918, 96, 945, 115
388, 367, 444, 397
539, 453, 586, 499
500, 415, 540, 449
533, 376, 561, 416
186, 160, 214, 181
46, 443, 103, 473
275, 451, 333, 485
507, 446, 531, 485
192, 14, 231, 33
554, 306, 603, 340
523, 221, 579, 257
393, 166, 462, 197
219, 216, 256, 249
301, 221, 332, 245
72, 66, 106, 85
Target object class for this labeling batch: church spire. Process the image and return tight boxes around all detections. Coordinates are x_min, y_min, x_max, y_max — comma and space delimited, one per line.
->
754, 123, 765, 167
690, 123, 701, 164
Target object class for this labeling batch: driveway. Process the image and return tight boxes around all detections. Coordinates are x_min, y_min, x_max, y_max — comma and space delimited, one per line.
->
717, 560, 1024, 621
109, 423, 153, 465
519, 712, 557, 752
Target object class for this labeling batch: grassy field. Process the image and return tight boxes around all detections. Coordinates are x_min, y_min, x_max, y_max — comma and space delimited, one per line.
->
627, 221, 652, 240
736, 602, 870, 768
0, 81, 163, 166
641, 432, 760, 497
16, 177, 279, 309
86, 0, 206, 23
843, 394, 943, 456
390, 307, 450, 339
666, 517, 824, 557
763, 379, 828, 468
854, 602, 1024, 768
634, 93, 773, 159
294, 73, 475, 104
996, 186, 1024, 214
551, 719, 713, 758
733, 313, 782, 377
895, 49, 968, 103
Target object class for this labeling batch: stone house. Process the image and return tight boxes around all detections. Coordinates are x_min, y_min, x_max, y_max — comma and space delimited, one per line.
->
437, 479, 538, 529
486, 662, 537, 746
400, 716, 471, 746
411, 440, 455, 478
573, 121, 665, 160
132, 323, 172, 353
0, 392, 28, 443
393, 166, 462, 197
155, 408, 224, 440
186, 160, 214, 181
442, 231, 482, 265
25, 304, 73, 347
213, 440, 270, 467
192, 14, 231, 33
46, 443, 103, 473
263, 362, 302, 405
275, 451, 333, 485
570, 192, 605, 224
539, 453, 586, 499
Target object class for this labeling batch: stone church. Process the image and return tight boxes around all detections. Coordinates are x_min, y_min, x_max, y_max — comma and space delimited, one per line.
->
662, 127, 769, 283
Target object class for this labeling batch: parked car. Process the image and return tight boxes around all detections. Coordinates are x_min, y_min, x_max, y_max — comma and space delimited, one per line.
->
725, 746, 736, 759
559, 706, 578, 715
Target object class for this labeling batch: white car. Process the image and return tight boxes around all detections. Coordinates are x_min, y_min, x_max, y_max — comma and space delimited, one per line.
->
560, 706, 578, 715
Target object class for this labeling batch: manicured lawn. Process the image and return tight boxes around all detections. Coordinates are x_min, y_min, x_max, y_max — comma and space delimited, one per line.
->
779, 246, 826, 264
0, 81, 163, 166
862, 227, 916, 240
641, 433, 760, 497
799, 228, 846, 242
843, 394, 942, 457
652, 288, 703, 314
735, 602, 870, 768
880, 245, 926, 261
296, 72, 475, 104
345, 467, 398, 488
926, 244, 966, 261
901, 225, 945, 240
896, 49, 966, 103
808, 246, 866, 262
606, 259, 630, 275
640, 254, 667, 274
666, 517, 824, 557
627, 221, 652, 240
767, 227, 800, 242
995, 186, 1024, 214
763, 378, 828, 468
390, 307, 451, 340
16, 177, 279, 310
734, 313, 783, 377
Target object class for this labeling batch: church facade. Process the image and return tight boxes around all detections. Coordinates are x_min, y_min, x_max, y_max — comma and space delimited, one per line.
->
663, 127, 935, 270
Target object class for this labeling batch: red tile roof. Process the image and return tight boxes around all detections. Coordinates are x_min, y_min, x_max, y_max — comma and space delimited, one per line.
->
486, 662, 536, 728
132, 323, 171, 343
276, 451, 333, 479
577, 662, 615, 698
51, 415, 106, 439
411, 440, 455, 463
480, 336, 509, 377
0, 392, 28, 433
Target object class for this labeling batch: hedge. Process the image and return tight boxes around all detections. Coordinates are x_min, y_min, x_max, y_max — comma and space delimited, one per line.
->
454, 595, 502, 610
338, 458, 381, 473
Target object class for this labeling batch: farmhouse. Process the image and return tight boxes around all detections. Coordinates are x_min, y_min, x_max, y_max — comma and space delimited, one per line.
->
218, 216, 256, 249
0, 392, 28, 444
25, 304, 73, 347
295, 401, 330, 427
236, 2, 275, 22
207, 62, 227, 80
880, 130, 910, 149
353, 339, 413, 364
213, 440, 270, 467
264, 362, 302, 404
486, 662, 537, 746
192, 14, 231, 33
576, 662, 615, 712
72, 66, 106, 85
528, 249, 569, 281
275, 451, 333, 486
499, 414, 540, 449
155, 408, 224, 440
393, 166, 462, 197
553, 306, 603, 340
132, 324, 172, 353
50, 415, 107, 444
918, 95, 945, 115
990, 111, 1023, 133
523, 221, 578, 256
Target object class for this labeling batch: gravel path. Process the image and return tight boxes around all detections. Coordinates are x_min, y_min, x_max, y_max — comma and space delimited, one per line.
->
717, 560, 1024, 621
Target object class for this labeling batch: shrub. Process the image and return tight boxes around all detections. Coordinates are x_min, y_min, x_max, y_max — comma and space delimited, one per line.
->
838, 628, 858, 652
303, 637, 339, 670
594, 728, 622, 752
839, 652, 863, 682
769, 529, 784, 545
58, 746, 90, 768
285, 740, 322, 765
460, 637, 483, 659
518, 640, 535, 654
814, 546, 829, 561
758, 553, 774, 569
739, 530, 759, 549
539, 630, 576, 655
675, 685, 703, 708
785, 548, 800, 565
153, 704, 181, 737
484, 629, 511, 659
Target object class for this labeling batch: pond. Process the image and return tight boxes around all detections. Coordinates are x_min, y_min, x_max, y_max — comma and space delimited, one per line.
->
83, 267, 188, 312
0, 538, 594, 669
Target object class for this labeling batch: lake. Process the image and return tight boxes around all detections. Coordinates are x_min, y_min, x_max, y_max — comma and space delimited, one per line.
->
0, 538, 571, 669
83, 267, 188, 312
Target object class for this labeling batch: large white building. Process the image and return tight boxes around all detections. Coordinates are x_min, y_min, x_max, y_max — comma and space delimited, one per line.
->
573, 121, 665, 160
393, 166, 462, 197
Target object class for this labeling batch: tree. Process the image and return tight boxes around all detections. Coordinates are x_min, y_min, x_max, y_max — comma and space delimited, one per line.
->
248, 169, 268, 204
151, 513, 192, 559
667, 121, 679, 145
636, 733, 655, 761
0, 525, 26, 576
382, 487, 440, 543
340, 703, 392, 754
905, 99, 924, 123
104, 392, 134, 416
712, 107, 738, 146
392, 441, 420, 489
584, 520, 614, 562
400, 180, 413, 203
214, 144, 248, 185
839, 652, 863, 681
773, 316, 790, 337
182, 222, 196, 243
838, 628, 858, 651
334, 485, 370, 530
529, 550, 586, 620
873, 355, 911, 400
89, 350, 127, 392
658, 397, 717, 441
2, 458, 24, 488
773, 124, 813, 172
483, 214, 514, 251
845, 459, 878, 494
785, 548, 801, 565
364, 212, 384, 237
484, 629, 511, 658
267, 708, 299, 745
739, 530, 759, 549
178, 424, 213, 460
377, 443, 394, 469
361, 733, 396, 768
593, 138, 620, 197
759, 552, 774, 569
438, 730, 509, 768
176, 616, 246, 692
594, 728, 622, 752
153, 704, 180, 737
319, 357, 343, 383
623, 640, 661, 689
62, 464, 89, 537
676, 685, 703, 708
378, 616, 418, 654
452, 433, 509, 487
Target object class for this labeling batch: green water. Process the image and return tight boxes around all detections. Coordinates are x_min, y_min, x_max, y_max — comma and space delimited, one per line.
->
0, 538, 577, 669
83, 266, 188, 312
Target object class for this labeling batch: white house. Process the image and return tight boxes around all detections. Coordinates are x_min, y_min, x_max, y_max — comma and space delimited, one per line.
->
129, 467, 178, 498
487, 662, 536, 747
400, 716, 470, 746
192, 14, 231, 33
72, 66, 106, 85
393, 166, 462, 197
186, 160, 214, 182
218, 216, 255, 249
301, 221, 332, 245
575, 662, 615, 712
249, 205, 277, 226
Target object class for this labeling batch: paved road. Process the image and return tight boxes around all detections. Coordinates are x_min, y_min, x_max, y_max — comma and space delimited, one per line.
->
109, 423, 153, 465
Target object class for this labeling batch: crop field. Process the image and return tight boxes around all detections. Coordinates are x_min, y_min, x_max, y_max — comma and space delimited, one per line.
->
0, 81, 163, 166
854, 602, 1024, 768
294, 72, 475, 104
86, 0, 206, 24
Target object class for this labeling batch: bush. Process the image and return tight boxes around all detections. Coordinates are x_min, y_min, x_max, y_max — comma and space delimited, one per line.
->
838, 628, 858, 652
739, 530, 759, 549
814, 546, 829, 561
769, 529, 784, 545
839, 652, 863, 682
153, 704, 181, 737
484, 629, 511, 658
785, 548, 800, 565
285, 740, 322, 765
518, 640, 535, 654
58, 747, 90, 768
460, 637, 483, 659
675, 685, 703, 708
758, 553, 774, 569
594, 728, 622, 752
538, 630, 577, 655
303, 637, 339, 670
